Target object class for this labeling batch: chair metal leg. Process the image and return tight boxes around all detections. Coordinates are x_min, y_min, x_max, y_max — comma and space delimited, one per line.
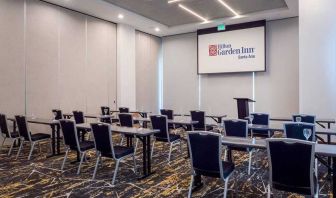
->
223, 178, 229, 198
92, 153, 101, 180
120, 135, 124, 146
77, 152, 85, 175
16, 140, 24, 159
248, 151, 252, 175
28, 142, 36, 160
134, 138, 139, 155
61, 148, 69, 170
112, 159, 120, 185
0, 137, 6, 151
267, 184, 271, 198
133, 154, 137, 174
168, 143, 173, 162
8, 139, 16, 156
188, 175, 194, 198
150, 140, 155, 159
315, 158, 318, 178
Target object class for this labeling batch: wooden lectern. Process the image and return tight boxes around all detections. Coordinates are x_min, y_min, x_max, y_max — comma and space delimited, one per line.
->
234, 98, 255, 119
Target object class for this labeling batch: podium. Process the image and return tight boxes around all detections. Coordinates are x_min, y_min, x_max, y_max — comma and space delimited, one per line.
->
234, 98, 255, 119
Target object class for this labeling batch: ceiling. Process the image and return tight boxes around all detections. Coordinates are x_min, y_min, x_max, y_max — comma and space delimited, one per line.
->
104, 0, 288, 27
43, 0, 298, 37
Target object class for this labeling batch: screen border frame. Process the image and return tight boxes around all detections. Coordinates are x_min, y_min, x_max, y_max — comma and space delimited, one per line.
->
197, 20, 266, 75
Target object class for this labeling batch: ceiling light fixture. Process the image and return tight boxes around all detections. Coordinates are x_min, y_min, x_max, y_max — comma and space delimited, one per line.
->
118, 14, 124, 19
168, 0, 182, 3
217, 0, 239, 17
178, 4, 208, 23
155, 27, 160, 32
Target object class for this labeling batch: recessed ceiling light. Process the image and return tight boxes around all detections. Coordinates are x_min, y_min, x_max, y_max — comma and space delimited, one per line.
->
168, 0, 182, 3
118, 14, 124, 19
217, 0, 239, 17
178, 4, 208, 23
155, 27, 160, 32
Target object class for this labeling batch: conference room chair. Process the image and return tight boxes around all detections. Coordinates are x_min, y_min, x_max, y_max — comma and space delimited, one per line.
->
59, 119, 95, 174
119, 107, 129, 113
223, 119, 253, 175
187, 131, 234, 198
91, 123, 136, 185
0, 113, 20, 156
266, 138, 318, 198
284, 122, 316, 142
52, 109, 63, 120
190, 110, 213, 131
100, 106, 112, 124
292, 114, 316, 124
250, 113, 271, 138
15, 115, 51, 160
73, 110, 85, 124
118, 113, 139, 153
150, 115, 182, 162
160, 109, 176, 129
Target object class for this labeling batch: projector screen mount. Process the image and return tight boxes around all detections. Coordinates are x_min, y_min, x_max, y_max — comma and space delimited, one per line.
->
197, 20, 266, 74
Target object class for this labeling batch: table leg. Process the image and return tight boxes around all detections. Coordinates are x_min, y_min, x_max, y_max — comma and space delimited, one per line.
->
333, 157, 336, 196
329, 135, 332, 176
138, 135, 154, 179
51, 125, 56, 155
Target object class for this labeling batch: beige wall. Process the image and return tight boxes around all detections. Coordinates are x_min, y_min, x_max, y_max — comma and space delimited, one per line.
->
0, 0, 117, 134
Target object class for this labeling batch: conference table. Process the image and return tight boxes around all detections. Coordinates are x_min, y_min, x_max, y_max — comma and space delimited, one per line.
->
63, 113, 114, 120
76, 123, 159, 179
220, 136, 336, 196
110, 110, 151, 118
174, 114, 227, 124
7, 117, 62, 157
270, 116, 335, 129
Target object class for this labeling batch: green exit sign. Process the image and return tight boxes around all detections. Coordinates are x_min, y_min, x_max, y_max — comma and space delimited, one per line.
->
217, 24, 226, 31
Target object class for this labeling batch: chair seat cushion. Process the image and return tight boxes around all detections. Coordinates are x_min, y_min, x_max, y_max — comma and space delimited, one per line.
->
195, 161, 235, 179
101, 146, 134, 159
156, 134, 181, 142
79, 141, 95, 151
30, 133, 51, 141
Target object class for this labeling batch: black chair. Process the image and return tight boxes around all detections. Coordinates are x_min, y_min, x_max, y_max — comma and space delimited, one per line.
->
160, 109, 175, 129
187, 131, 234, 198
91, 123, 136, 185
118, 113, 139, 152
15, 115, 51, 160
59, 119, 95, 174
284, 122, 316, 142
266, 138, 318, 197
250, 113, 270, 137
190, 110, 212, 131
223, 119, 253, 175
52, 109, 63, 120
119, 107, 129, 113
150, 115, 182, 162
100, 106, 112, 124
73, 110, 85, 124
292, 114, 316, 124
0, 114, 20, 156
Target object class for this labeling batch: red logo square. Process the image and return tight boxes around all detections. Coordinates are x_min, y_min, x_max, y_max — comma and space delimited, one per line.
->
209, 45, 217, 56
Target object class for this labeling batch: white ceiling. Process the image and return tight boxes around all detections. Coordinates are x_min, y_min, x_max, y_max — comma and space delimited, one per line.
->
43, 0, 298, 37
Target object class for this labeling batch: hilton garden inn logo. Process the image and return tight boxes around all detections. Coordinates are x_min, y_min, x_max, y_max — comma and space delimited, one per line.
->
208, 43, 256, 59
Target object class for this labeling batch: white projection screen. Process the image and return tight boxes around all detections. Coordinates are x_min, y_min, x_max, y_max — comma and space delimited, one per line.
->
198, 21, 266, 74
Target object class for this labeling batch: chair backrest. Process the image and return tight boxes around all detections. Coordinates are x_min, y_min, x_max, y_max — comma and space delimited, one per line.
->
160, 109, 174, 120
101, 106, 110, 115
91, 123, 115, 158
251, 113, 269, 125
59, 119, 80, 151
73, 110, 85, 124
52, 109, 63, 120
187, 131, 223, 178
223, 119, 248, 138
190, 110, 205, 130
0, 114, 10, 138
284, 122, 316, 141
266, 138, 315, 196
292, 114, 316, 124
119, 107, 129, 113
118, 113, 133, 127
150, 115, 169, 139
15, 115, 31, 141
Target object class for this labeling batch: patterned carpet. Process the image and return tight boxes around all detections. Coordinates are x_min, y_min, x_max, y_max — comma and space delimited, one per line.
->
0, 132, 333, 198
